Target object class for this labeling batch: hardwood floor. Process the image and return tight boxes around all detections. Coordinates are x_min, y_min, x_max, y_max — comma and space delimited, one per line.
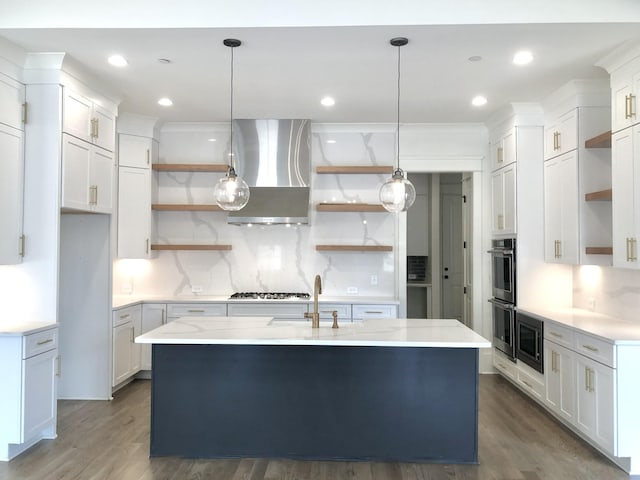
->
0, 375, 628, 480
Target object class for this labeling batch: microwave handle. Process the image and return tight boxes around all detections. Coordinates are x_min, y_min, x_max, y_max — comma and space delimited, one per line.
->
487, 248, 514, 255
487, 298, 515, 310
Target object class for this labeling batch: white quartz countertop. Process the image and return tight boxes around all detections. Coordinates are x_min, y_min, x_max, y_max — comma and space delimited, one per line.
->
517, 306, 640, 345
135, 317, 491, 348
113, 295, 399, 309
0, 321, 58, 336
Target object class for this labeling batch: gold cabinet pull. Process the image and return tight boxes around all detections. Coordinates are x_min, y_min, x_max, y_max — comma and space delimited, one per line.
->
497, 146, 503, 164
119, 313, 131, 319
631, 238, 638, 261
497, 214, 504, 230
146, 148, 150, 165
582, 344, 599, 353
188, 309, 205, 313
584, 367, 590, 392
146, 238, 149, 254
56, 355, 61, 377
626, 94, 636, 120
37, 338, 54, 346
18, 234, 26, 257
549, 331, 563, 338
89, 185, 98, 205
522, 380, 534, 389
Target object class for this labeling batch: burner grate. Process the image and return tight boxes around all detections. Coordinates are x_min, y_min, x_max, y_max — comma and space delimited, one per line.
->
229, 292, 310, 300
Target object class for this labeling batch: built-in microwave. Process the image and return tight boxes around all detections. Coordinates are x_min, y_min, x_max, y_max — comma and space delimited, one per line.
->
489, 298, 516, 361
515, 312, 544, 373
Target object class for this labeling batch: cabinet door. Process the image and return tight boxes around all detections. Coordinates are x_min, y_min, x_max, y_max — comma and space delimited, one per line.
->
130, 311, 142, 374
544, 158, 562, 261
119, 134, 155, 169
557, 109, 578, 155
502, 164, 516, 234
141, 304, 166, 370
117, 167, 151, 258
575, 354, 616, 455
544, 153, 578, 264
612, 75, 637, 133
63, 88, 92, 143
61, 134, 91, 211
112, 322, 134, 386
92, 105, 115, 152
491, 169, 504, 235
89, 147, 114, 213
0, 124, 24, 264
22, 349, 57, 443
612, 128, 639, 268
0, 74, 25, 130
502, 128, 516, 166
544, 340, 575, 423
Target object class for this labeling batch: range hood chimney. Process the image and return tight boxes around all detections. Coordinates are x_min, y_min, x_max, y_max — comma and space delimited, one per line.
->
227, 119, 311, 225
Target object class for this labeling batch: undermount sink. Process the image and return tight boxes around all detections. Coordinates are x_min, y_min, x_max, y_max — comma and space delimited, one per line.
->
268, 319, 331, 326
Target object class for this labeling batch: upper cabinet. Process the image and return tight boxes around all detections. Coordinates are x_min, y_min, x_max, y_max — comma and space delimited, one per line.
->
610, 60, 640, 134
0, 74, 25, 264
63, 88, 115, 152
544, 109, 578, 160
542, 81, 612, 265
491, 163, 516, 237
490, 128, 516, 171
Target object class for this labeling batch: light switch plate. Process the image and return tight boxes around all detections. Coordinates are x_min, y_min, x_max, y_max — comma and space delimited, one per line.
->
347, 287, 358, 295
191, 285, 203, 294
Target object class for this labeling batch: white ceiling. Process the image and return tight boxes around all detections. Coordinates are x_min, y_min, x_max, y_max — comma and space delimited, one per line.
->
1, 22, 640, 124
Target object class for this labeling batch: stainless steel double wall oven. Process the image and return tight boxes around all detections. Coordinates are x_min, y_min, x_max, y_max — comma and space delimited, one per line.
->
488, 238, 516, 361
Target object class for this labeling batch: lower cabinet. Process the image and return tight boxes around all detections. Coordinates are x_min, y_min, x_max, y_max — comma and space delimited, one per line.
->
574, 353, 615, 454
352, 304, 397, 320
0, 326, 58, 461
112, 304, 142, 388
544, 339, 576, 423
140, 303, 166, 370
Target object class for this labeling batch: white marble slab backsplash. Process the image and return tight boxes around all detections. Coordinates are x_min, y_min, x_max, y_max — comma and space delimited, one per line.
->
114, 125, 398, 298
573, 265, 640, 324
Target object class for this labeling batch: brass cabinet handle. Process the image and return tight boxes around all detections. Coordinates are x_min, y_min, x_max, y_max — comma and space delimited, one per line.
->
497, 214, 504, 230
364, 311, 384, 314
146, 239, 149, 254
582, 344, 599, 353
585, 367, 590, 392
549, 331, 563, 338
188, 309, 205, 313
631, 238, 638, 261
522, 380, 534, 389
120, 313, 131, 319
626, 94, 636, 120
37, 338, 54, 346
89, 185, 98, 205
551, 351, 557, 373
56, 355, 61, 377
18, 234, 26, 257
146, 148, 150, 165
497, 146, 503, 163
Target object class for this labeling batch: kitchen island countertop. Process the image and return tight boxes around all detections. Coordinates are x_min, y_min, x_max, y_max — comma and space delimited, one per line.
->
136, 316, 490, 348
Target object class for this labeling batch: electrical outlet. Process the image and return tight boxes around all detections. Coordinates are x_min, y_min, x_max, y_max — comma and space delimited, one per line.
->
191, 285, 203, 294
347, 287, 358, 295
121, 283, 133, 294
370, 275, 378, 286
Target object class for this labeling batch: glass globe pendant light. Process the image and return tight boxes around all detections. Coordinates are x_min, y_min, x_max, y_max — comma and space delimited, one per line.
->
214, 38, 250, 211
379, 37, 416, 213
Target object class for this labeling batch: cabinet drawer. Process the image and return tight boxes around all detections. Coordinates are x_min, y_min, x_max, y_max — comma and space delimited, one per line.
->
352, 304, 397, 320
574, 332, 615, 368
544, 322, 574, 349
23, 328, 58, 358
227, 303, 308, 319
113, 304, 142, 327
516, 366, 545, 401
493, 349, 517, 381
318, 303, 351, 320
167, 303, 227, 318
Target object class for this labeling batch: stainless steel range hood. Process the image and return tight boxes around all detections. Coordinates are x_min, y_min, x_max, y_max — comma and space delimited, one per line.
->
227, 119, 311, 225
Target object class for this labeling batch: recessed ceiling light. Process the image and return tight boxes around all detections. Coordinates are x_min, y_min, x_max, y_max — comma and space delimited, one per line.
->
468, 56, 482, 62
108, 55, 128, 67
513, 51, 533, 65
207, 138, 217, 142
157, 97, 173, 107
326, 139, 337, 144
321, 96, 335, 107
472, 95, 487, 107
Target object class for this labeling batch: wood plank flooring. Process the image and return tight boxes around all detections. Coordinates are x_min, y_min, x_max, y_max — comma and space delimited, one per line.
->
0, 375, 629, 480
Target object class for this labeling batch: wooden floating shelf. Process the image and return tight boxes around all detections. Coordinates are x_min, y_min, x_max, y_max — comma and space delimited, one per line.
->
585, 247, 613, 255
316, 245, 393, 252
585, 189, 612, 201
316, 203, 387, 212
152, 204, 223, 212
316, 165, 394, 175
152, 163, 229, 172
151, 244, 232, 251
585, 131, 612, 149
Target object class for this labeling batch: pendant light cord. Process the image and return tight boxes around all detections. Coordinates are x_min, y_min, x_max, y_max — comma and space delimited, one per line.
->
396, 42, 401, 171
229, 45, 235, 170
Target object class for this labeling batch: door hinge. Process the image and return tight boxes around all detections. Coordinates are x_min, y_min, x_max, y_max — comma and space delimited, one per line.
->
22, 102, 27, 124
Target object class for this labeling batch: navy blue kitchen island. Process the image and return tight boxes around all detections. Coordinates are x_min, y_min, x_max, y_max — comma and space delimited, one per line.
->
136, 317, 491, 463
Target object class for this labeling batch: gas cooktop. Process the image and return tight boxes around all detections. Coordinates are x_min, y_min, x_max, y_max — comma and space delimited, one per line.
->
229, 292, 311, 300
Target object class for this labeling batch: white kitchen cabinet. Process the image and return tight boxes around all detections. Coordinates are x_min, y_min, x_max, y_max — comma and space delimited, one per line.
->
167, 303, 228, 320
118, 134, 157, 169
575, 353, 616, 455
61, 133, 114, 214
0, 326, 58, 461
0, 123, 25, 264
544, 109, 578, 160
610, 58, 640, 133
544, 339, 576, 423
544, 151, 579, 264
612, 125, 640, 268
352, 303, 397, 320
227, 302, 307, 320
112, 305, 142, 388
0, 73, 25, 131
491, 163, 516, 236
140, 303, 166, 370
490, 127, 516, 171
63, 87, 115, 152
117, 166, 152, 258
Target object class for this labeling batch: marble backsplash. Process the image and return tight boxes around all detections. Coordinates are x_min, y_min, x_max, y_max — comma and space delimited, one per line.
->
113, 124, 398, 298
573, 265, 640, 323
